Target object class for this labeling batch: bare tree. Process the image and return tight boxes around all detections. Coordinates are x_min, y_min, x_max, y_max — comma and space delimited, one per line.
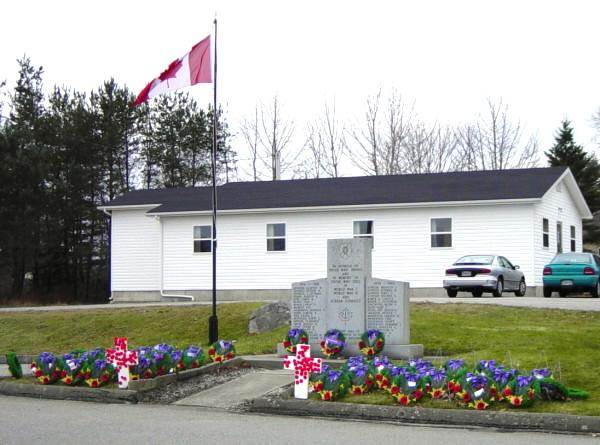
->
304, 101, 347, 178
592, 108, 600, 144
259, 95, 295, 180
349, 90, 413, 175
239, 106, 261, 181
400, 122, 458, 174
454, 98, 539, 171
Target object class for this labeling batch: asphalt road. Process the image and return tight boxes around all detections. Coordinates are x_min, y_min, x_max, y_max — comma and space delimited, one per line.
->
412, 296, 600, 311
0, 396, 596, 445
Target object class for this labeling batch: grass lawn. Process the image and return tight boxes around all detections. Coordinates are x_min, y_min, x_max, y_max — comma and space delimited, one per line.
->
0, 302, 598, 416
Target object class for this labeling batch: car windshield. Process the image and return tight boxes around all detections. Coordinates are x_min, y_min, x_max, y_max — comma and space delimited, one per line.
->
551, 253, 591, 264
454, 255, 494, 265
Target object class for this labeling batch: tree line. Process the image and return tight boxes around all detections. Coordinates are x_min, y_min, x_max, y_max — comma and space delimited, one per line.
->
0, 58, 232, 303
2, 56, 599, 304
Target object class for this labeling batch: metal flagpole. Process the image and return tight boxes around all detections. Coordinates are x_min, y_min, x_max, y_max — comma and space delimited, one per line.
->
208, 17, 219, 344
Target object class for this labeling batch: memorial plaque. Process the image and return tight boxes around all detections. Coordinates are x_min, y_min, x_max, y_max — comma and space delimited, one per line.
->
285, 237, 422, 359
366, 278, 409, 344
326, 238, 371, 339
291, 278, 327, 340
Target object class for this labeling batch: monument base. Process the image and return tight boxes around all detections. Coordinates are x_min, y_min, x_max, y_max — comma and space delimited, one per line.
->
276, 343, 424, 360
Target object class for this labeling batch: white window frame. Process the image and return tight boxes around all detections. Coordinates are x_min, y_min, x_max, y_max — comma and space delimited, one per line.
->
430, 217, 453, 249
570, 225, 576, 252
266, 223, 286, 252
353, 220, 374, 238
542, 218, 549, 249
557, 221, 563, 253
193, 225, 212, 254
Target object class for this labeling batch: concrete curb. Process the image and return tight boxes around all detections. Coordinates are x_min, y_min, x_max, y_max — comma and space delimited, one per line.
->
0, 381, 139, 404
248, 392, 600, 435
128, 357, 244, 391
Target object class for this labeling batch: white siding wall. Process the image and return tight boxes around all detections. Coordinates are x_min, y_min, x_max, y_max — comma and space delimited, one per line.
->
111, 209, 161, 291
533, 179, 584, 286
159, 203, 535, 290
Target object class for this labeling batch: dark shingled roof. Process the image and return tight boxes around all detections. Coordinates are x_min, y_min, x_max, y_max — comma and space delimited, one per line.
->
103, 167, 567, 213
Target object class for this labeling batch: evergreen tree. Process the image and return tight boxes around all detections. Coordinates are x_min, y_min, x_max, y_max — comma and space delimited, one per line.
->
546, 120, 600, 243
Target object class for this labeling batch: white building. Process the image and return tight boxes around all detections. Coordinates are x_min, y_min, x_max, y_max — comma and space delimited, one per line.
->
99, 167, 591, 302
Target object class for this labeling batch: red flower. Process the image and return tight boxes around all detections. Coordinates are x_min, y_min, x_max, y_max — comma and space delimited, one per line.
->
375, 374, 383, 381
358, 341, 366, 349
503, 387, 512, 397
413, 389, 423, 400
461, 392, 471, 403
144, 370, 153, 379
61, 370, 67, 378
391, 386, 399, 395
528, 389, 535, 400
65, 377, 72, 385
353, 387, 363, 395
323, 391, 331, 401
42, 377, 49, 384
314, 382, 323, 392
376, 339, 383, 348
208, 348, 215, 356
101, 374, 109, 382
476, 401, 487, 410
91, 380, 98, 388
300, 337, 308, 343
290, 346, 296, 353
215, 356, 222, 363
380, 379, 389, 389
192, 362, 199, 369
226, 352, 234, 359
398, 395, 410, 406
34, 370, 42, 377
432, 389, 443, 399
489, 387, 497, 396
52, 370, 60, 379
512, 396, 522, 407
320, 341, 325, 347
283, 341, 291, 348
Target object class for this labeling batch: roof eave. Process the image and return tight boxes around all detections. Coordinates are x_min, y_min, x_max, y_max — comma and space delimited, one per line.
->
145, 197, 542, 217
544, 169, 593, 219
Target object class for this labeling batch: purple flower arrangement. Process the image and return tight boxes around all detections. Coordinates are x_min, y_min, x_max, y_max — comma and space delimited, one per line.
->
308, 355, 587, 408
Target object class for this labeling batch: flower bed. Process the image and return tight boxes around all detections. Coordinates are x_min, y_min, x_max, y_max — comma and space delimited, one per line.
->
308, 356, 588, 410
27, 340, 234, 388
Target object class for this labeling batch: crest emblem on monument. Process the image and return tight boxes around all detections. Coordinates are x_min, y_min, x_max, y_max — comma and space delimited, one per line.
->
338, 242, 352, 259
338, 307, 352, 322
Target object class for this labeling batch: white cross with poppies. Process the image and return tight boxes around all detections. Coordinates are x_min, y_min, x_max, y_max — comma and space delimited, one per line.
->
283, 344, 322, 399
106, 337, 138, 389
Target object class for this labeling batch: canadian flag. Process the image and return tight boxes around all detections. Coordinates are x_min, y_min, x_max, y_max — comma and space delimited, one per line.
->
133, 35, 212, 106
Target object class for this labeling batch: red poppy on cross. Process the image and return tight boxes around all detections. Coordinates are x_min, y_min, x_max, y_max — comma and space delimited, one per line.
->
106, 337, 138, 389
283, 344, 322, 399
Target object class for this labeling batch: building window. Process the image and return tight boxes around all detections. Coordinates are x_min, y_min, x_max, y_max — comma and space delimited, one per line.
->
267, 223, 286, 251
557, 221, 563, 253
431, 218, 452, 248
193, 225, 212, 253
570, 225, 576, 252
353, 221, 373, 239
542, 218, 549, 248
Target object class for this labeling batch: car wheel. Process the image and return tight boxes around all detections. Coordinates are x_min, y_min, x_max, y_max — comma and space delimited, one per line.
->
514, 279, 526, 297
559, 290, 568, 298
543, 287, 552, 298
446, 289, 458, 298
472, 290, 483, 298
592, 280, 600, 298
492, 278, 503, 298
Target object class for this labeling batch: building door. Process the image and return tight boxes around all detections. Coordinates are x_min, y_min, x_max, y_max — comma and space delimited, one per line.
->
557, 221, 563, 253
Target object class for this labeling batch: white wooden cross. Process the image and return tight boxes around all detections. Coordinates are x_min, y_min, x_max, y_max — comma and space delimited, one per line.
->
106, 337, 138, 389
283, 344, 322, 399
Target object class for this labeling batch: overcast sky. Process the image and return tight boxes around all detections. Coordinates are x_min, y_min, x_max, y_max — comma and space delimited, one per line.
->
2, 0, 599, 179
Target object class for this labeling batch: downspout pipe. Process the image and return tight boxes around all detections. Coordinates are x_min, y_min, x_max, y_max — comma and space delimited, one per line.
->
158, 216, 194, 301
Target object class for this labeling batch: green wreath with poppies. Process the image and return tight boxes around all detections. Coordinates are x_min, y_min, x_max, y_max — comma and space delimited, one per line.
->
358, 329, 385, 357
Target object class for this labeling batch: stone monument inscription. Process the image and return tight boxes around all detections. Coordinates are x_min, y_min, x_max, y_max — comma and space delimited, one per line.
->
287, 238, 423, 359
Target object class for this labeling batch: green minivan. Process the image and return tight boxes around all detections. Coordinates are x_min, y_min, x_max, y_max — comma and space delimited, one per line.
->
542, 252, 600, 298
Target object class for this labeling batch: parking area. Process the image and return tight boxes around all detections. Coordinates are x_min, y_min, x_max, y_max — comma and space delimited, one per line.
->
412, 296, 600, 311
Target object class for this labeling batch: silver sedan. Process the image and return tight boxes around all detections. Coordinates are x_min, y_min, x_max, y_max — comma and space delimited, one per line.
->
443, 255, 527, 298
